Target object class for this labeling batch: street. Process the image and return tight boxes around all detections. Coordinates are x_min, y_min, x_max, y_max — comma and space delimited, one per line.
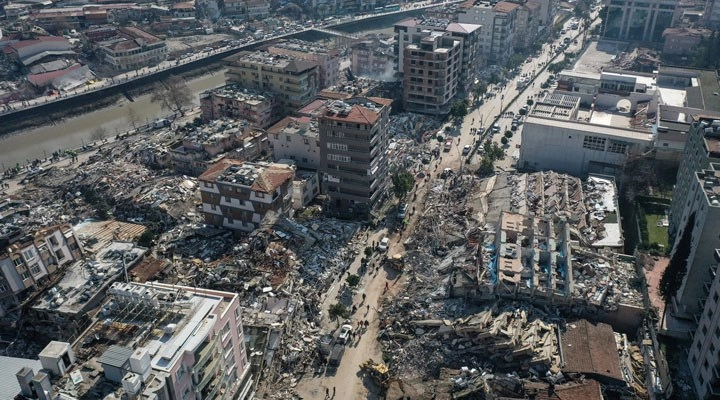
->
289, 12, 600, 400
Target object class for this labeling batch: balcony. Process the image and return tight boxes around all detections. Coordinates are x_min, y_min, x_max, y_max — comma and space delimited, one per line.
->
197, 356, 221, 389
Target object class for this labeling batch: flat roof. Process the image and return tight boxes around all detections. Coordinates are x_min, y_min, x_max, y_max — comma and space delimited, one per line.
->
524, 116, 654, 143
1, 356, 42, 399
97, 345, 133, 368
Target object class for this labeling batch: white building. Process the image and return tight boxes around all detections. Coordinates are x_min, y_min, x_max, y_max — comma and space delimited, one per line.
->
458, 1, 518, 65
267, 116, 321, 170
100, 27, 167, 71
518, 94, 655, 177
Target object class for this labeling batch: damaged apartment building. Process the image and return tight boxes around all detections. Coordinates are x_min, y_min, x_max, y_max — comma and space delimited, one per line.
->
199, 159, 295, 232
170, 119, 269, 177
200, 85, 279, 129
481, 173, 643, 321
0, 224, 83, 318
10, 282, 253, 400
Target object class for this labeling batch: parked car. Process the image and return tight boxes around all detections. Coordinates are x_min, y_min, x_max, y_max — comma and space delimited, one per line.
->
397, 203, 408, 219
378, 237, 390, 251
491, 124, 500, 134
444, 138, 453, 152
462, 145, 471, 155
337, 324, 353, 344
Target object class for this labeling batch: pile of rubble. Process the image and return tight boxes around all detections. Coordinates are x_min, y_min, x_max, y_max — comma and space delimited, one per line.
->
378, 302, 562, 381
389, 112, 442, 141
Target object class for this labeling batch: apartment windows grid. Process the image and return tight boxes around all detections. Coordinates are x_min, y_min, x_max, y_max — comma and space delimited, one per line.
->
583, 136, 606, 151
328, 154, 351, 162
29, 264, 41, 275
327, 143, 348, 151
608, 140, 629, 154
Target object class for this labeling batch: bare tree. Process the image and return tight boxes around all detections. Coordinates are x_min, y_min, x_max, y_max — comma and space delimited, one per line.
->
126, 106, 142, 131
150, 75, 193, 117
91, 127, 107, 142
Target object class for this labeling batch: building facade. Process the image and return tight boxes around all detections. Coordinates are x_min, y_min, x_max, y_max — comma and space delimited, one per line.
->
351, 38, 396, 80
402, 31, 462, 115
100, 27, 167, 71
518, 94, 655, 177
225, 51, 319, 114
268, 116, 321, 169
458, 1, 518, 65
602, 0, 678, 42
688, 248, 720, 400
200, 84, 278, 128
267, 39, 341, 88
318, 97, 393, 216
0, 225, 82, 316
199, 160, 295, 232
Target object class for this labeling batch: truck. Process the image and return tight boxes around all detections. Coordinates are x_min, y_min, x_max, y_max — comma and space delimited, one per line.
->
328, 344, 345, 367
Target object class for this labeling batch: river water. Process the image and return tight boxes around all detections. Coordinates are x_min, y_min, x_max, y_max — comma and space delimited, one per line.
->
0, 70, 227, 168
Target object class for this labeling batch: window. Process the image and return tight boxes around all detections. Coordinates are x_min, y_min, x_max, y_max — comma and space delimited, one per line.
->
13, 258, 22, 267
204, 181, 214, 188
582, 135, 606, 151
254, 192, 265, 198
29, 264, 41, 275
55, 249, 64, 260
327, 142, 348, 151
608, 140, 628, 154
20, 270, 30, 280
0, 283, 8, 293
48, 236, 59, 246
328, 154, 351, 162
22, 249, 34, 261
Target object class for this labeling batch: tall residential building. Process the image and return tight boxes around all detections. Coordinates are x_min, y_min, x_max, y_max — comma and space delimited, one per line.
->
199, 159, 295, 232
515, 1, 543, 50
267, 39, 341, 88
318, 97, 393, 216
688, 248, 720, 399
602, 0, 678, 42
668, 118, 720, 318
394, 17, 481, 96
458, 1, 519, 65
225, 51, 319, 114
402, 31, 462, 115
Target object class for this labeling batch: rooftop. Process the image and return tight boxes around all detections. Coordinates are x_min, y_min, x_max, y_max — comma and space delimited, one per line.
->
268, 39, 336, 55
227, 51, 317, 73
32, 241, 147, 315
524, 114, 654, 142
267, 116, 317, 138
561, 320, 624, 383
201, 84, 274, 105
199, 159, 295, 193
530, 94, 580, 120
1, 356, 42, 399
319, 97, 391, 125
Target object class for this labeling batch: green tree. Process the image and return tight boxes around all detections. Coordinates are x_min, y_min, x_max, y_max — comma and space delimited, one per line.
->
137, 229, 156, 247
477, 156, 494, 176
659, 213, 695, 303
392, 170, 415, 199
346, 274, 360, 287
328, 303, 349, 324
449, 100, 469, 124
501, 136, 509, 145
472, 81, 488, 103
504, 130, 513, 138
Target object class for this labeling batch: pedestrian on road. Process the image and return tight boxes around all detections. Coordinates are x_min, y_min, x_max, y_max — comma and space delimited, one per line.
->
325, 387, 329, 398
362, 293, 366, 302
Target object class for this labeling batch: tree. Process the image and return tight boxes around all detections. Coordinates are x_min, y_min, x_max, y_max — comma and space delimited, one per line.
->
477, 156, 494, 176
449, 100, 469, 124
346, 274, 360, 287
500, 136, 509, 145
150, 75, 193, 117
504, 130, 513, 138
328, 303, 349, 323
392, 170, 415, 199
659, 213, 695, 303
126, 107, 142, 130
91, 127, 107, 142
472, 81, 488, 103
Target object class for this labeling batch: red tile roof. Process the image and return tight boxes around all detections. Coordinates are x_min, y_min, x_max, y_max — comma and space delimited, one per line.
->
493, 1, 520, 13
561, 320, 624, 383
9, 36, 69, 50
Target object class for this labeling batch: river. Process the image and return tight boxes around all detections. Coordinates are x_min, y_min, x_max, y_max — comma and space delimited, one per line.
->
0, 70, 227, 168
